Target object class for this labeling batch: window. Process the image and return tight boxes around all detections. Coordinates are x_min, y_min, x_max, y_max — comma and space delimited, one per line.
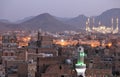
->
59, 65, 62, 70
5, 53, 8, 56
11, 53, 14, 56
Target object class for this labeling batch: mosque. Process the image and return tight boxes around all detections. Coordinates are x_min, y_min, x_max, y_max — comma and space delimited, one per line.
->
86, 17, 119, 34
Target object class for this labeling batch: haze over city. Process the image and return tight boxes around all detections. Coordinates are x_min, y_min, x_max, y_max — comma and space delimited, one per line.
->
1, 0, 120, 77
0, 0, 120, 22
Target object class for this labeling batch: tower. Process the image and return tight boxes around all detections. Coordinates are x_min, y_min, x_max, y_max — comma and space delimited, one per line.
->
98, 21, 101, 26
37, 30, 42, 47
116, 18, 119, 32
75, 46, 86, 77
85, 21, 88, 32
111, 18, 114, 32
113, 17, 119, 34
2, 34, 18, 64
86, 17, 91, 32
92, 17, 95, 30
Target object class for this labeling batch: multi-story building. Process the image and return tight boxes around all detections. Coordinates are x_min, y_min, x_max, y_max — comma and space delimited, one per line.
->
2, 34, 18, 64
0, 65, 5, 77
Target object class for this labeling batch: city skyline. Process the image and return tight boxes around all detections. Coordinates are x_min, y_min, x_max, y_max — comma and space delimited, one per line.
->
0, 0, 120, 22
0, 0, 120, 77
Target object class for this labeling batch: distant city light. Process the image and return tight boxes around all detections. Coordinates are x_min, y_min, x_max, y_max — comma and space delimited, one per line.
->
108, 43, 112, 47
61, 39, 64, 42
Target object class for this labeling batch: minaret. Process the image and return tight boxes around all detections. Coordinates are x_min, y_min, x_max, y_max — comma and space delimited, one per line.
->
92, 18, 95, 30
99, 21, 101, 26
86, 17, 90, 32
111, 18, 114, 32
37, 29, 42, 47
75, 46, 86, 77
87, 17, 91, 32
86, 21, 88, 32
112, 18, 119, 34
116, 17, 119, 32
38, 29, 41, 40
88, 17, 90, 24
36, 30, 40, 77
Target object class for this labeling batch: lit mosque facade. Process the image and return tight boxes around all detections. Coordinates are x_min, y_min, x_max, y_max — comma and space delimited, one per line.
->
86, 17, 119, 34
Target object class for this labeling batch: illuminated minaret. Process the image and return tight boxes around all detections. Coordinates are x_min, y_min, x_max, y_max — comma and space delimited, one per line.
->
116, 17, 119, 31
111, 18, 114, 32
99, 21, 101, 26
87, 17, 91, 31
92, 18, 95, 30
112, 18, 119, 34
88, 17, 90, 24
86, 21, 88, 32
75, 46, 86, 77
86, 17, 90, 32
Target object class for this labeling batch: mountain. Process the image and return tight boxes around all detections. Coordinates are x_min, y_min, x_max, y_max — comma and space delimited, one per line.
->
0, 19, 23, 32
0, 21, 22, 32
54, 16, 71, 22
94, 8, 120, 27
16, 16, 35, 23
63, 8, 120, 29
0, 19, 11, 23
19, 13, 74, 32
0, 22, 10, 32
0, 8, 120, 32
64, 15, 87, 29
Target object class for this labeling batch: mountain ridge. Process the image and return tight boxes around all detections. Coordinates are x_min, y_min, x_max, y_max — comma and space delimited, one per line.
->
0, 8, 120, 32
19, 13, 74, 32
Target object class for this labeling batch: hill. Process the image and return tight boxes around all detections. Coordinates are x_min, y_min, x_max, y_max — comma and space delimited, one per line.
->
19, 13, 74, 32
63, 8, 120, 29
0, 8, 120, 32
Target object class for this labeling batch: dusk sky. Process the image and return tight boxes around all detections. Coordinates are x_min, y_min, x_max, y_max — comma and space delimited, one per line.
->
0, 0, 120, 22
